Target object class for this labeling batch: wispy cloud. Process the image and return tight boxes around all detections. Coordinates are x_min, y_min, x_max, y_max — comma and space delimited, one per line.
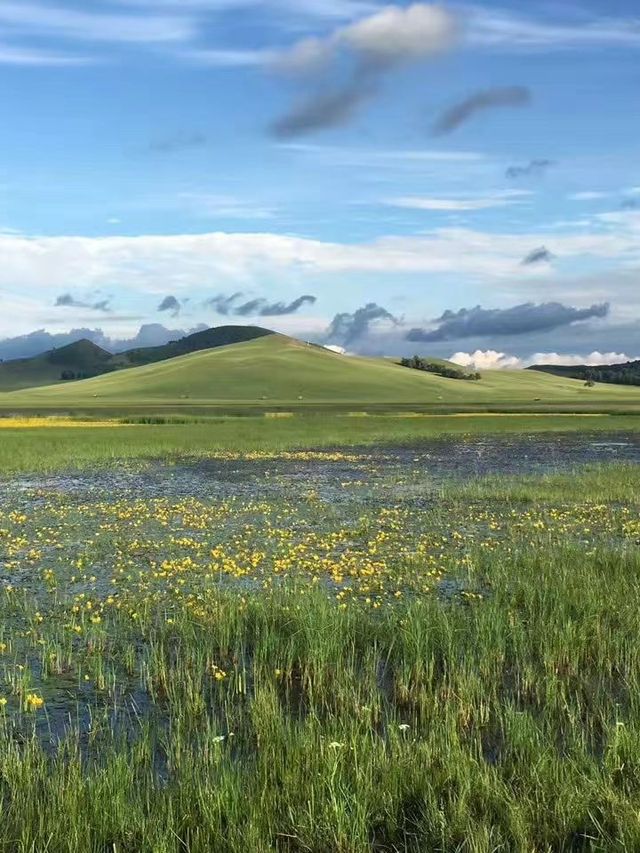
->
385, 191, 530, 212
0, 42, 91, 65
282, 142, 486, 167
0, 2, 196, 44
175, 193, 278, 220
568, 191, 611, 202
464, 5, 640, 51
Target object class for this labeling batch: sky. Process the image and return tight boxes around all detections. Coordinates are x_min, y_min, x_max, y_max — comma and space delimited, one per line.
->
0, 0, 639, 367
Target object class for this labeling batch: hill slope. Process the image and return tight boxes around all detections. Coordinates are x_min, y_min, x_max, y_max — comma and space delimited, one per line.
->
0, 326, 273, 391
5, 334, 640, 408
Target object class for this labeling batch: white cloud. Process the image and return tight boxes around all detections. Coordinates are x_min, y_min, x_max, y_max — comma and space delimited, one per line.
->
528, 351, 636, 367
177, 47, 274, 66
465, 5, 640, 50
568, 191, 610, 202
174, 193, 278, 220
277, 3, 458, 72
0, 213, 638, 296
0, 210, 639, 337
450, 350, 522, 370
282, 143, 486, 168
0, 42, 91, 65
117, 0, 374, 20
386, 191, 530, 212
340, 3, 458, 61
451, 349, 637, 371
0, 2, 195, 44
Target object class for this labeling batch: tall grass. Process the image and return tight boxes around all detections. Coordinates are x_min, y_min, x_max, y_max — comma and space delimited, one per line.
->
0, 460, 640, 849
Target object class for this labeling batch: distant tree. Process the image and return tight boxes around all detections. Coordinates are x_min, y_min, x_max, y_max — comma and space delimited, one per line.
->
400, 355, 481, 381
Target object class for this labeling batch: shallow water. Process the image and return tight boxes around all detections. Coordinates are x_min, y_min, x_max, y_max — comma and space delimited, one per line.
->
3, 431, 640, 507
0, 431, 638, 755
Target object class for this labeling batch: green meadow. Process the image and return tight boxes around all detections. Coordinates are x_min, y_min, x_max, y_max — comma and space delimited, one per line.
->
1, 452, 640, 851
1, 334, 640, 851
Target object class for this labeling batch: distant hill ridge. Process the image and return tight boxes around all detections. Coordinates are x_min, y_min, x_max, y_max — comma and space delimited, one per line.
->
6, 332, 640, 407
0, 325, 274, 392
528, 360, 640, 387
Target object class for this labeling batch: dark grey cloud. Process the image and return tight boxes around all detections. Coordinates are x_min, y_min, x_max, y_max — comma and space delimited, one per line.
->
407, 302, 610, 343
521, 246, 555, 266
258, 295, 317, 316
158, 295, 182, 317
432, 86, 531, 136
325, 302, 398, 346
206, 293, 317, 317
270, 75, 377, 139
0, 323, 209, 361
55, 293, 111, 312
149, 132, 208, 153
204, 292, 244, 315
506, 159, 554, 180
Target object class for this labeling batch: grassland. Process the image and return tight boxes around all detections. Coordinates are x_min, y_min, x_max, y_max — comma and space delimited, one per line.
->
0, 412, 639, 474
1, 455, 640, 851
4, 335, 640, 412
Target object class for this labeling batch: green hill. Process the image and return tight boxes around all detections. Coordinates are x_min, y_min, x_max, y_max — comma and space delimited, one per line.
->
0, 340, 113, 392
0, 326, 273, 392
4, 334, 640, 409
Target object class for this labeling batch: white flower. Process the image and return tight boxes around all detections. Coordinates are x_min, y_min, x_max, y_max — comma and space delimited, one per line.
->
398, 724, 410, 732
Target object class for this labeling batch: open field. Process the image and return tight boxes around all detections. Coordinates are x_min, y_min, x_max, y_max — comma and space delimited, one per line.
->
1, 439, 640, 851
4, 335, 640, 413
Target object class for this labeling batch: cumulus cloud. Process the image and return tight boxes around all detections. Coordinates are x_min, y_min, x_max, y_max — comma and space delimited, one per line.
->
432, 86, 531, 135
158, 295, 182, 317
450, 349, 636, 371
325, 302, 399, 346
271, 3, 459, 136
450, 350, 523, 370
529, 351, 636, 367
206, 293, 317, 317
55, 293, 111, 312
407, 302, 610, 343
521, 246, 555, 266
506, 159, 554, 180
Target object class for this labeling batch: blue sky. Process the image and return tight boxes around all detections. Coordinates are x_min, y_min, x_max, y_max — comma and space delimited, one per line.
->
0, 0, 639, 365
